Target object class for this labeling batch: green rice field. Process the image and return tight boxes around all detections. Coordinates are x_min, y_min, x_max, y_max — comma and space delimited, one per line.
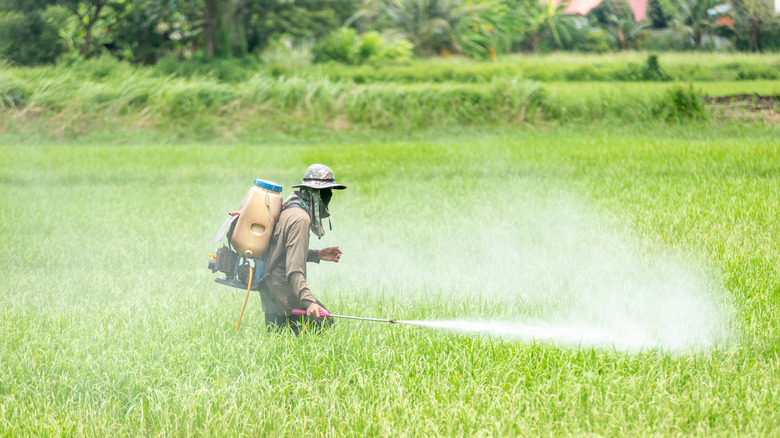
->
1, 120, 779, 435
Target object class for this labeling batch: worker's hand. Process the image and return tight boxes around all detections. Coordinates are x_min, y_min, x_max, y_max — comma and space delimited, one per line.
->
306, 302, 327, 319
318, 246, 342, 263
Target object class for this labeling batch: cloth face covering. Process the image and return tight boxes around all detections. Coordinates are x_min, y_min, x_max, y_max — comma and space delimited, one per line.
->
283, 188, 330, 239
320, 189, 332, 209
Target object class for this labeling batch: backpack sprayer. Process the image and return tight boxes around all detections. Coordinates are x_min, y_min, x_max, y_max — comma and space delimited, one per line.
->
209, 177, 403, 331
208, 179, 283, 332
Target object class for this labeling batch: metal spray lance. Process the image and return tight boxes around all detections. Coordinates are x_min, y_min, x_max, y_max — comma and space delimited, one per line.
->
291, 308, 401, 324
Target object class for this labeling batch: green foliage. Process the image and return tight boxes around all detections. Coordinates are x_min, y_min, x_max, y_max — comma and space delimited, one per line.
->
608, 13, 649, 50
108, 0, 200, 64
647, 0, 677, 28
0, 0, 777, 65
669, 0, 720, 48
643, 53, 669, 80
570, 29, 615, 53
241, 0, 357, 54
636, 29, 689, 50
261, 38, 314, 77
57, 53, 129, 80
312, 28, 413, 64
0, 72, 29, 107
313, 53, 688, 83
613, 53, 670, 81
54, 0, 127, 57
521, 2, 584, 52
371, 0, 487, 55
454, 1, 516, 60
0, 10, 63, 65
155, 53, 263, 82
3, 53, 779, 136
313, 27, 361, 64
734, 64, 780, 80
371, 34, 414, 63
653, 82, 706, 120
730, 0, 779, 52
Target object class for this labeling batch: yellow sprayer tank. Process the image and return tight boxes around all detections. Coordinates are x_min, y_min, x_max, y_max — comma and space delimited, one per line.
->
231, 179, 283, 259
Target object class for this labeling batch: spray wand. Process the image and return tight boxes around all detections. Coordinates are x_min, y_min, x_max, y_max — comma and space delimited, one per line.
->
292, 308, 398, 324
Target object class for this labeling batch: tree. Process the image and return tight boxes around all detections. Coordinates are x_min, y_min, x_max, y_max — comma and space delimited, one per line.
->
518, 0, 579, 52
669, 0, 719, 48
57, 0, 125, 57
204, 0, 232, 57
0, 0, 49, 12
241, 0, 356, 53
0, 0, 65, 64
732, 0, 775, 51
108, 0, 202, 63
455, 1, 518, 59
354, 0, 486, 55
606, 8, 648, 49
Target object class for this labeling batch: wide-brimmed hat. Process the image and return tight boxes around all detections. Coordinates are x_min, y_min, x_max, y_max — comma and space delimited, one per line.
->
292, 164, 347, 190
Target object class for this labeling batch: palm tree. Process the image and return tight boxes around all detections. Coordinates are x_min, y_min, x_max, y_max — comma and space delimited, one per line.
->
670, 0, 719, 48
520, 0, 577, 51
359, 0, 487, 55
607, 10, 648, 50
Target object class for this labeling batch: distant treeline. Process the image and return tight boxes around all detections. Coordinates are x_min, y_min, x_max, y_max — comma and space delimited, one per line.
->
1, 0, 779, 67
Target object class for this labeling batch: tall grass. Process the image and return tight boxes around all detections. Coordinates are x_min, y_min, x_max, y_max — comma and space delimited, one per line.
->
1, 65, 550, 132
1, 53, 777, 137
1, 124, 779, 435
311, 52, 780, 83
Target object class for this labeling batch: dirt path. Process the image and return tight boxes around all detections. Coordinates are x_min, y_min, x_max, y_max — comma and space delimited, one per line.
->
705, 94, 780, 123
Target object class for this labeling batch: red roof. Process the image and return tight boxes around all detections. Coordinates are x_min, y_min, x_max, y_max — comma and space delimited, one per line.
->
556, 0, 649, 21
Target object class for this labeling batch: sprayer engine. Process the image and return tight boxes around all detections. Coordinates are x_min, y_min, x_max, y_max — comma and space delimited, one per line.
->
209, 246, 237, 276
208, 246, 264, 290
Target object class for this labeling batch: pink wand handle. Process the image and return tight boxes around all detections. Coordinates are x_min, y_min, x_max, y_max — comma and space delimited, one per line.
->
292, 308, 331, 317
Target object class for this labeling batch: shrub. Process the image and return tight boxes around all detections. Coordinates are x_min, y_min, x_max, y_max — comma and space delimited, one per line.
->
58, 53, 129, 80
313, 28, 361, 64
735, 65, 780, 80
260, 38, 313, 77
358, 32, 384, 61
612, 54, 669, 81
571, 29, 615, 54
366, 34, 414, 64
0, 11, 64, 66
155, 53, 263, 83
642, 53, 670, 81
312, 28, 413, 65
653, 83, 706, 121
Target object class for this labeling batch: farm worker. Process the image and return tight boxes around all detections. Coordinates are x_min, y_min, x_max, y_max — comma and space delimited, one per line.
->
257, 164, 346, 334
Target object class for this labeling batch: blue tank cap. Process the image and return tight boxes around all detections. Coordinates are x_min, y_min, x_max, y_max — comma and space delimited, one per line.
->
255, 179, 283, 193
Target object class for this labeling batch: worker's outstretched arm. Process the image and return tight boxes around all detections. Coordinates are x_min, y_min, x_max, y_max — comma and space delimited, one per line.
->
317, 246, 342, 263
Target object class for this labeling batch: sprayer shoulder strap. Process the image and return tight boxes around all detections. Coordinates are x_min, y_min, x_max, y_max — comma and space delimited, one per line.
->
253, 248, 281, 290
253, 203, 310, 290
251, 206, 291, 290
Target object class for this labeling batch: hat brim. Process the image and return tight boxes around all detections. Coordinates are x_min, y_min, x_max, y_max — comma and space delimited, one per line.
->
293, 182, 347, 190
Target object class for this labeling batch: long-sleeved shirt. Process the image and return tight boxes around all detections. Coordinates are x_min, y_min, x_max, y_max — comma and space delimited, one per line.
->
257, 206, 320, 314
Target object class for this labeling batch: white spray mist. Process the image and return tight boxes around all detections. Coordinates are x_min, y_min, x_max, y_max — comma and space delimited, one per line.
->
313, 190, 734, 352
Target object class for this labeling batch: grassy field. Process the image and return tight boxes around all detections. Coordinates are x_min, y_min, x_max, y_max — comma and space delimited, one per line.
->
1, 121, 779, 435
309, 52, 780, 83
2, 52, 779, 139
